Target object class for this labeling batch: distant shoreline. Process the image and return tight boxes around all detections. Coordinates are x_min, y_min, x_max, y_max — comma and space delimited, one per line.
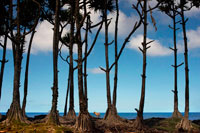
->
1, 112, 200, 120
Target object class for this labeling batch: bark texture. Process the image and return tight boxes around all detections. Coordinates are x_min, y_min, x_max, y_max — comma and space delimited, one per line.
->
177, 1, 190, 131
75, 0, 93, 132
5, 0, 27, 125
133, 0, 147, 129
64, 71, 70, 116
171, 5, 182, 119
22, 30, 36, 117
46, 0, 60, 125
0, 35, 8, 100
65, 1, 76, 120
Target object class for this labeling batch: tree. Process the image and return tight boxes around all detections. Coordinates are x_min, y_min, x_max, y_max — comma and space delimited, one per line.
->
159, 0, 183, 119
176, 0, 200, 131
46, 0, 60, 125
74, 0, 104, 131
20, 0, 44, 118
5, 0, 41, 124
74, 0, 93, 131
133, 0, 160, 129
90, 0, 143, 123
66, 2, 76, 120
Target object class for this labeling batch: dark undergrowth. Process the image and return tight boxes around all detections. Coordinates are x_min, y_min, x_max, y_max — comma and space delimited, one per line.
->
0, 115, 200, 133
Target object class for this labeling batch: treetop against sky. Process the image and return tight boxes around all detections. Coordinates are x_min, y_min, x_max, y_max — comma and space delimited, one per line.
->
0, 0, 200, 113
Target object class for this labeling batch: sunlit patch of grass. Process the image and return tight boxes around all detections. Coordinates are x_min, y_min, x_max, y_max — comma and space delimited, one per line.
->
0, 123, 73, 133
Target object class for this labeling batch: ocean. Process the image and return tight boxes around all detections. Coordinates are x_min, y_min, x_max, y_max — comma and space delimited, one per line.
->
1, 112, 200, 120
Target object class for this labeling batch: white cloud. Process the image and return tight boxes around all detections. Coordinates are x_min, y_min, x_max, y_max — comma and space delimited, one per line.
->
187, 27, 200, 49
177, 26, 200, 52
7, 20, 71, 54
107, 10, 139, 37
127, 35, 172, 56
30, 20, 54, 53
88, 68, 104, 74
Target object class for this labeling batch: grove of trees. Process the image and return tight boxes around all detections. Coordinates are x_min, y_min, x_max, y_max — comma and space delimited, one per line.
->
0, 0, 200, 132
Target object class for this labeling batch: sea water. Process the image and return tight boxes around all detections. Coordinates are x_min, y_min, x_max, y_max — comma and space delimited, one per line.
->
1, 112, 200, 120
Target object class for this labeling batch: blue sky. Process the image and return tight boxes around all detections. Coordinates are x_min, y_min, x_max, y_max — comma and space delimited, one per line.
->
0, 0, 200, 113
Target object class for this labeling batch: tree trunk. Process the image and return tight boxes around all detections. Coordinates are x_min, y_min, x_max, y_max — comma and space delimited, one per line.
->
83, 16, 90, 109
112, 0, 119, 108
75, 0, 93, 132
103, 1, 112, 114
0, 35, 8, 100
176, 1, 191, 131
5, 0, 27, 125
64, 69, 70, 116
171, 7, 182, 119
66, 2, 76, 120
133, 0, 147, 129
22, 30, 36, 118
46, 0, 60, 125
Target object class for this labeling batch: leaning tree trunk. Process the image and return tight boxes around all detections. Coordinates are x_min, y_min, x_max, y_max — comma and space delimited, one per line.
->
176, 3, 191, 131
5, 0, 27, 125
133, 0, 147, 130
113, 0, 119, 108
0, 35, 8, 100
66, 3, 76, 120
22, 30, 36, 117
171, 8, 182, 119
75, 0, 93, 132
104, 0, 122, 123
103, 2, 113, 121
46, 0, 60, 125
64, 68, 70, 116
66, 46, 76, 120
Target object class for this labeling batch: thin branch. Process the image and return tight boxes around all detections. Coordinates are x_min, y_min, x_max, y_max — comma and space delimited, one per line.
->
147, 2, 161, 12
99, 66, 106, 72
177, 62, 184, 67
109, 1, 143, 71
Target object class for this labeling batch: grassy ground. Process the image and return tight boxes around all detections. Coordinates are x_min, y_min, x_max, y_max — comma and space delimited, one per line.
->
144, 117, 200, 132
0, 123, 73, 133
0, 116, 200, 132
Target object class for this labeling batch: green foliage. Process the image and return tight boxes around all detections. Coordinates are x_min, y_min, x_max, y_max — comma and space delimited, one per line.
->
0, 0, 9, 36
0, 123, 73, 133
89, 0, 115, 13
19, 0, 43, 29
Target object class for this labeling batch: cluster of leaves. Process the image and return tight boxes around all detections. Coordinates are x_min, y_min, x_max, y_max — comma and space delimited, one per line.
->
0, 0, 9, 36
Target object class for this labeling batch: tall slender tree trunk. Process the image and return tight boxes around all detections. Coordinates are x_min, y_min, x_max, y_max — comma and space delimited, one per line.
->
113, 0, 119, 108
176, 1, 191, 131
75, 0, 93, 132
22, 30, 36, 117
64, 69, 70, 116
103, 2, 113, 121
84, 16, 89, 109
46, 0, 60, 125
104, 0, 121, 123
6, 0, 26, 124
171, 7, 182, 118
0, 35, 8, 100
133, 0, 147, 129
66, 2, 76, 120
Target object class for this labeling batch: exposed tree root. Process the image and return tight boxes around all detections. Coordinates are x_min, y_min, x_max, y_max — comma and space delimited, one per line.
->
104, 106, 125, 125
4, 102, 29, 125
172, 110, 182, 118
46, 110, 60, 125
66, 108, 76, 120
176, 117, 192, 131
75, 112, 94, 132
133, 116, 144, 130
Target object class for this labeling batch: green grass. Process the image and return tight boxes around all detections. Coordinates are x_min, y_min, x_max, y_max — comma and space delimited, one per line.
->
0, 123, 73, 133
149, 118, 200, 132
